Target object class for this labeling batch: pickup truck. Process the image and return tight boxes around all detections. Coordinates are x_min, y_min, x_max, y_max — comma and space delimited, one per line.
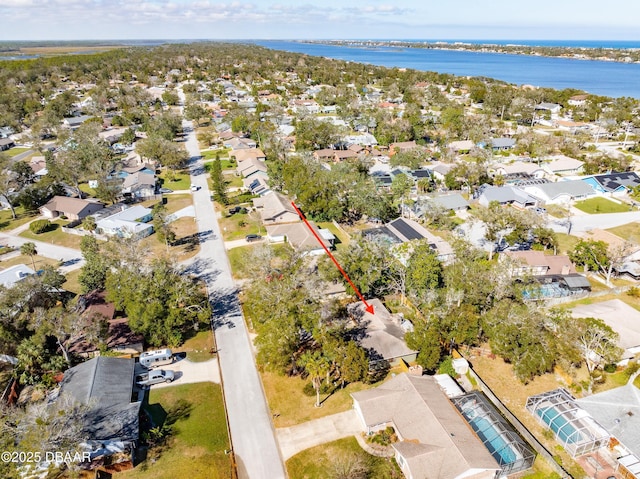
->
135, 369, 175, 386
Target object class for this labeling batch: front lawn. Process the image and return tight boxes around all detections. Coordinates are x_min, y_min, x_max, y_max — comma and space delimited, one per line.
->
5, 147, 31, 157
200, 149, 231, 161
286, 437, 402, 479
177, 330, 216, 362
141, 194, 192, 215
20, 221, 84, 249
261, 371, 375, 428
0, 254, 60, 271
0, 207, 37, 231
574, 197, 630, 214
203, 156, 235, 169
116, 383, 231, 479
555, 232, 580, 255
218, 211, 261, 241
140, 216, 200, 262
158, 169, 192, 191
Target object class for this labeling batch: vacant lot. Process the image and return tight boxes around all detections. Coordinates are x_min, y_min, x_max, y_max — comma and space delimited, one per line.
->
262, 371, 375, 428
574, 197, 630, 214
116, 383, 231, 479
607, 221, 640, 243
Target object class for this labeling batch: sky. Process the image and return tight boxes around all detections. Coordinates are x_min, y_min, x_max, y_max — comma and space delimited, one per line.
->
1, 0, 640, 42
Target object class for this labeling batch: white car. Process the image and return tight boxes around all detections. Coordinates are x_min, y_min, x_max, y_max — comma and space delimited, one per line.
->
190, 185, 200, 191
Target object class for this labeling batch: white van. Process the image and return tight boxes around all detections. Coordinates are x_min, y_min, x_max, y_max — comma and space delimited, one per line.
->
139, 349, 174, 369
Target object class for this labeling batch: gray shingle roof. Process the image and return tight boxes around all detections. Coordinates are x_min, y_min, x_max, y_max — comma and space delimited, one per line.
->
59, 357, 140, 442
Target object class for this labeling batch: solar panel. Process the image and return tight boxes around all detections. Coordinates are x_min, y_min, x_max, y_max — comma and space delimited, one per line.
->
390, 218, 424, 241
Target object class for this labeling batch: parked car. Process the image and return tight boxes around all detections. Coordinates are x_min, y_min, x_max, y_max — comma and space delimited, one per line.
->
228, 206, 248, 215
159, 187, 173, 194
245, 234, 262, 242
190, 184, 200, 191
135, 369, 175, 386
533, 207, 547, 215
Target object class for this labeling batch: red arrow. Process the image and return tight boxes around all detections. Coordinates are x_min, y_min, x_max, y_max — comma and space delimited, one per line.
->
291, 202, 374, 315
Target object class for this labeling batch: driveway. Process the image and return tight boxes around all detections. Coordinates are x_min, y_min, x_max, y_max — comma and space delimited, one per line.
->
276, 410, 362, 460
548, 210, 640, 235
153, 356, 220, 389
224, 237, 267, 250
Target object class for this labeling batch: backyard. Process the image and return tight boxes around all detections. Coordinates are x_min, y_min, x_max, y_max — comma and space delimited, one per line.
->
116, 383, 231, 479
574, 197, 630, 214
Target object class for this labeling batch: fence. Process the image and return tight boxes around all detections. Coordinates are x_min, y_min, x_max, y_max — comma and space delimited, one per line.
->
466, 363, 574, 479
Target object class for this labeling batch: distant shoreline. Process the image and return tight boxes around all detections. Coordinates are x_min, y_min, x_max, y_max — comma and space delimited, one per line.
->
301, 40, 640, 64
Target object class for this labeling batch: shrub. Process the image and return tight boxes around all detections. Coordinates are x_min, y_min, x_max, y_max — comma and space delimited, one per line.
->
438, 356, 457, 377
627, 286, 640, 298
603, 363, 617, 373
29, 219, 51, 234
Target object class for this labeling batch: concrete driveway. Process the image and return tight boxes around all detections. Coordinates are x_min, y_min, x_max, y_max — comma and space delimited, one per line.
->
152, 356, 220, 389
276, 409, 362, 460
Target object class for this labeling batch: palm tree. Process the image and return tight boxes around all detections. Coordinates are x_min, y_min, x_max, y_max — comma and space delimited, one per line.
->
300, 351, 330, 408
20, 242, 37, 270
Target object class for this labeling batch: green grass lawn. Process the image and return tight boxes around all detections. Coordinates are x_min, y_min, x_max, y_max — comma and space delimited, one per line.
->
261, 371, 375, 428
200, 149, 231, 161
141, 194, 192, 215
0, 206, 37, 231
286, 437, 401, 479
176, 330, 215, 362
228, 243, 290, 279
117, 383, 231, 479
607, 222, 640, 244
544, 204, 569, 219
63, 268, 82, 294
158, 169, 191, 191
316, 221, 351, 248
555, 232, 580, 255
5, 147, 31, 157
574, 197, 631, 214
224, 173, 243, 189
203, 157, 235, 169
218, 211, 261, 241
0, 254, 60, 271
20, 221, 84, 249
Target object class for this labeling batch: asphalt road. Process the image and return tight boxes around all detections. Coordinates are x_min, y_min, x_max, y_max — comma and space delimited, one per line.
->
0, 231, 85, 272
179, 89, 286, 479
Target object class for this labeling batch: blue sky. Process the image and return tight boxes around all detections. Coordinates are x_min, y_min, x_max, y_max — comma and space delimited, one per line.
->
1, 0, 639, 41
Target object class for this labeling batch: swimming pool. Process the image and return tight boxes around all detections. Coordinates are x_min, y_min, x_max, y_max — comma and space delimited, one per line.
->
536, 406, 582, 444
467, 415, 518, 465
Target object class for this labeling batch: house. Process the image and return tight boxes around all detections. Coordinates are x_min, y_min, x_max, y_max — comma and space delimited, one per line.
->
236, 157, 268, 178
265, 221, 332, 255
29, 156, 48, 177
521, 179, 596, 205
62, 115, 93, 129
448, 140, 475, 153
347, 299, 417, 366
389, 141, 418, 156
543, 155, 585, 176
243, 172, 271, 196
351, 374, 502, 479
477, 185, 537, 209
121, 171, 156, 198
253, 192, 300, 224
576, 383, 640, 477
0, 138, 15, 151
40, 196, 104, 221
501, 251, 577, 276
95, 205, 153, 238
583, 172, 640, 196
223, 137, 256, 150
572, 299, 640, 364
363, 217, 455, 263
69, 291, 144, 358
231, 148, 266, 163
429, 193, 470, 212
568, 94, 589, 106
0, 264, 35, 288
490, 161, 545, 180
489, 137, 516, 151
535, 102, 562, 116
56, 357, 142, 467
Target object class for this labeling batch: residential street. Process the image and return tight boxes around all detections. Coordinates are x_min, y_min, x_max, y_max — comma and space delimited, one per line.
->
179, 89, 286, 479
0, 231, 85, 273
